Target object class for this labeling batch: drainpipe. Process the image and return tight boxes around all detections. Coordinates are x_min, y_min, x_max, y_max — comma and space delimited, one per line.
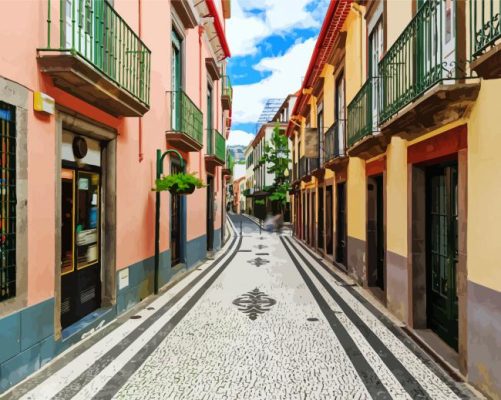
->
351, 2, 364, 85
138, 0, 143, 162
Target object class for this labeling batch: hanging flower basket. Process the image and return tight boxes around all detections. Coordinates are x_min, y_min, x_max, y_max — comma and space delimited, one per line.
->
170, 183, 196, 195
154, 172, 205, 195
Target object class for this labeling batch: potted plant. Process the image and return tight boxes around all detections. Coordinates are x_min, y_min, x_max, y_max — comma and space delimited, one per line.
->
155, 172, 205, 195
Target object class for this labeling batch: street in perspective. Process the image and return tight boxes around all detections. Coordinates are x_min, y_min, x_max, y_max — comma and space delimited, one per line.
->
0, 0, 500, 399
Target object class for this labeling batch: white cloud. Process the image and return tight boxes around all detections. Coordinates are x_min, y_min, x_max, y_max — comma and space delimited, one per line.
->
227, 0, 327, 57
232, 37, 316, 124
227, 130, 255, 147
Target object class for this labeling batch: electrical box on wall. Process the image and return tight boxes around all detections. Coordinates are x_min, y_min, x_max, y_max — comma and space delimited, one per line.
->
33, 91, 55, 114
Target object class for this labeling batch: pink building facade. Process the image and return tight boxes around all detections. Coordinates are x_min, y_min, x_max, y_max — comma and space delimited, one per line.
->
0, 0, 232, 391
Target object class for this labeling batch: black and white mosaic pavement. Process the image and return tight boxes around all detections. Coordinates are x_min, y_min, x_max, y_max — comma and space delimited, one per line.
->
3, 214, 481, 400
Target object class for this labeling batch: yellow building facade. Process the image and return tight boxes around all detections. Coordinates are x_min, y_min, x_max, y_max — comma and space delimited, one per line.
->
288, 1, 501, 398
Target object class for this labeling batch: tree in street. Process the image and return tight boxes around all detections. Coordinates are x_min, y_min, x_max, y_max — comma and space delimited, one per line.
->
260, 123, 291, 216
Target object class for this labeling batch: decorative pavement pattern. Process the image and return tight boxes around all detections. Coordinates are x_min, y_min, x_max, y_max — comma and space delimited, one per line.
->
2, 214, 481, 400
232, 288, 277, 320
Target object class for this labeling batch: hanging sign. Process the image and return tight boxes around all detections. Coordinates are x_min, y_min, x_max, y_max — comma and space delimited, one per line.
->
33, 91, 55, 115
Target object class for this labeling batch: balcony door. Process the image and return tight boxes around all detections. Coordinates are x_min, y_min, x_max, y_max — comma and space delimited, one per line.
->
369, 19, 383, 131
171, 29, 182, 130
417, 0, 456, 84
317, 106, 324, 165
64, 0, 116, 77
335, 75, 345, 155
207, 85, 213, 154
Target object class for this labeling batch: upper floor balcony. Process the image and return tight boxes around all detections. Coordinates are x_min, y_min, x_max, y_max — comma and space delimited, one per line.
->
205, 129, 226, 169
378, 0, 479, 140
323, 121, 348, 170
299, 156, 319, 182
470, 1, 501, 79
223, 148, 234, 177
221, 75, 233, 111
346, 78, 388, 159
166, 90, 203, 152
38, 0, 151, 117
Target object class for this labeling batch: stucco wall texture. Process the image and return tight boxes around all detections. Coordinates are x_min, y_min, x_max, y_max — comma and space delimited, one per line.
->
0, 0, 227, 309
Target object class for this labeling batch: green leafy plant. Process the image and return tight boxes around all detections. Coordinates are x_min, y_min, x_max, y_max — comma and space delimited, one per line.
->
155, 172, 205, 194
259, 123, 292, 213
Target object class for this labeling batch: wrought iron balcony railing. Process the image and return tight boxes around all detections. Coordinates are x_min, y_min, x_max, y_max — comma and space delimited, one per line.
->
223, 75, 233, 101
471, 0, 501, 58
215, 130, 226, 163
299, 156, 319, 178
168, 90, 203, 146
347, 77, 378, 147
379, 0, 461, 123
324, 121, 345, 161
207, 129, 226, 163
41, 0, 151, 106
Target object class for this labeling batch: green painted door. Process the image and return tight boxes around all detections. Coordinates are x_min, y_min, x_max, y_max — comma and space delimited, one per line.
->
207, 85, 213, 154
416, 0, 456, 88
427, 163, 458, 350
171, 30, 182, 130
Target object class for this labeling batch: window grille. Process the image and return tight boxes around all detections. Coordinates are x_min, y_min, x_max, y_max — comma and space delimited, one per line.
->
0, 101, 16, 302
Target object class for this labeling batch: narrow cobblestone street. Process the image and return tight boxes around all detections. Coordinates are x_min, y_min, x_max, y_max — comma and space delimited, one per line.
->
3, 215, 479, 400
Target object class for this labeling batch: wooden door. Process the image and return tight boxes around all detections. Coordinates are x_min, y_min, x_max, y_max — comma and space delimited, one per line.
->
427, 163, 458, 350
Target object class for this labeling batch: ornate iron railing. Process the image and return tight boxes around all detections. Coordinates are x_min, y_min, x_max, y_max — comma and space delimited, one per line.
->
207, 129, 226, 162
324, 121, 345, 161
379, 0, 459, 123
347, 78, 379, 147
471, 0, 501, 58
168, 90, 203, 146
223, 75, 233, 102
299, 156, 319, 178
215, 130, 226, 163
41, 0, 151, 105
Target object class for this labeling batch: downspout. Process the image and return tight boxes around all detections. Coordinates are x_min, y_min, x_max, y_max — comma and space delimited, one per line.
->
138, 0, 143, 162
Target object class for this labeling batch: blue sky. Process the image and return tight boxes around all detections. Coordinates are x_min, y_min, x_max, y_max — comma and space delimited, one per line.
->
226, 0, 329, 146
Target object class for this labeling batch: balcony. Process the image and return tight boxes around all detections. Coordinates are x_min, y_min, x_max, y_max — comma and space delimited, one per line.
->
299, 156, 319, 182
292, 162, 298, 183
221, 75, 233, 111
223, 149, 234, 177
470, 1, 501, 79
324, 121, 348, 170
166, 90, 203, 152
378, 0, 479, 140
38, 0, 151, 117
346, 78, 388, 160
205, 129, 226, 169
